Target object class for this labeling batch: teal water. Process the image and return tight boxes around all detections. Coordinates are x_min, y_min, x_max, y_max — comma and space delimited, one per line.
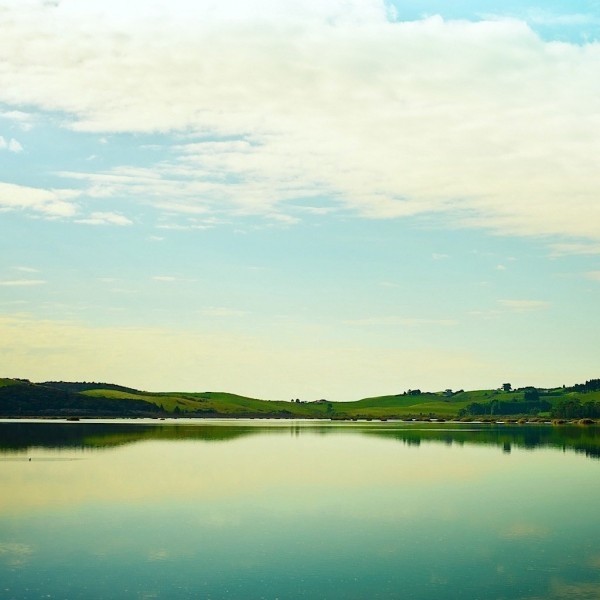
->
1, 420, 599, 599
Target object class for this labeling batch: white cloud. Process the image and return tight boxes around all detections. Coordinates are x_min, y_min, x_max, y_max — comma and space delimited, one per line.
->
0, 182, 79, 217
76, 211, 132, 226
0, 109, 36, 130
521, 9, 600, 27
0, 279, 46, 286
585, 271, 600, 281
201, 307, 247, 318
12, 266, 39, 273
0, 136, 23, 152
343, 316, 457, 327
8, 138, 23, 152
54, 0, 390, 26
498, 299, 550, 311
0, 3, 599, 239
550, 242, 600, 256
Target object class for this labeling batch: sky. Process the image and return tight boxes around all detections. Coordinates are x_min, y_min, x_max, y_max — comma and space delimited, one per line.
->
1, 0, 599, 401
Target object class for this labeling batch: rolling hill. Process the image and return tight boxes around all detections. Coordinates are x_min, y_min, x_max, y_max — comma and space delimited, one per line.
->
0, 377, 599, 420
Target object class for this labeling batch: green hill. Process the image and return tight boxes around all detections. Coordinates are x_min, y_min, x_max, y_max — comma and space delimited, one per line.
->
0, 379, 162, 417
0, 378, 599, 420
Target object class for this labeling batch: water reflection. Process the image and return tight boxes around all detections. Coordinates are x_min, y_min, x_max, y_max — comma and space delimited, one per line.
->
1, 420, 599, 600
1, 419, 600, 457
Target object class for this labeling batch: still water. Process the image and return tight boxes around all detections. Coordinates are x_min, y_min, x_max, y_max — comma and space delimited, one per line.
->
1, 419, 599, 600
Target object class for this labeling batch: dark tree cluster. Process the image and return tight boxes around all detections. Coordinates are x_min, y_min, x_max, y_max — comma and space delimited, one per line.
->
0, 382, 162, 417
551, 399, 600, 419
569, 379, 600, 393
460, 396, 551, 417
459, 385, 551, 417
523, 387, 540, 403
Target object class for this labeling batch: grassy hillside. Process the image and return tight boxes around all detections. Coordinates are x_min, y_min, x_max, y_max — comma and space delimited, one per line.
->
0, 379, 162, 417
0, 378, 29, 388
1, 378, 599, 420
80, 389, 334, 418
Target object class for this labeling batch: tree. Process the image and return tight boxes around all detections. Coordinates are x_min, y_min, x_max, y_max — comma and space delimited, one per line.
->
502, 383, 512, 392
523, 387, 539, 403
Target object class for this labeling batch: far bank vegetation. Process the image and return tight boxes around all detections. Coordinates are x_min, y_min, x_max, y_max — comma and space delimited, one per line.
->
1, 377, 599, 422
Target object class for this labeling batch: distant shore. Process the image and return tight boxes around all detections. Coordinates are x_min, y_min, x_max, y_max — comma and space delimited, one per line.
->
2, 377, 599, 422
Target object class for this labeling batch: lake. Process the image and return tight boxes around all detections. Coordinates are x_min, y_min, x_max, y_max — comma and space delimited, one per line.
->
1, 419, 599, 599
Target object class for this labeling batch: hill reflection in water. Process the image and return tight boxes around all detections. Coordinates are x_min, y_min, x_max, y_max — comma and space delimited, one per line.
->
2, 419, 600, 600
1, 419, 599, 458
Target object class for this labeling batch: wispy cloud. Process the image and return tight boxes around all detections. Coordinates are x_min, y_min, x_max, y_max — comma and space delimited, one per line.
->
201, 307, 248, 318
472, 299, 550, 318
344, 316, 457, 327
0, 109, 36, 131
0, 182, 79, 217
379, 281, 401, 289
585, 271, 600, 282
0, 279, 46, 287
0, 136, 24, 153
151, 275, 199, 284
520, 9, 600, 27
76, 212, 132, 226
550, 242, 600, 256
498, 299, 549, 312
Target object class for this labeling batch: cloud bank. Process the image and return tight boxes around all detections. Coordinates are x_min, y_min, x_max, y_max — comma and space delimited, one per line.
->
1, 0, 599, 240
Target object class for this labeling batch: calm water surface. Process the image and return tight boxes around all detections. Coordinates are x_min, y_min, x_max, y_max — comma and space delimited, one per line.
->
1, 419, 599, 599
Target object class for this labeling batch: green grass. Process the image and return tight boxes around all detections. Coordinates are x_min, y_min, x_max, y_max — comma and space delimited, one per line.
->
79, 386, 576, 419
0, 378, 27, 388
81, 388, 333, 417
7, 380, 600, 420
330, 392, 473, 418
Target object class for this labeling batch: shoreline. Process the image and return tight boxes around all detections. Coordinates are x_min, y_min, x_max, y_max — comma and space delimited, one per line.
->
1, 415, 597, 426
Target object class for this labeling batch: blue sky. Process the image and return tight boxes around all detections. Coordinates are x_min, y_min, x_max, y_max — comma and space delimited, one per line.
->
1, 0, 599, 400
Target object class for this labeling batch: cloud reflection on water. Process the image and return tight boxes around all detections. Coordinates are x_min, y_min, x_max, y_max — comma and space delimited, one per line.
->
0, 421, 591, 519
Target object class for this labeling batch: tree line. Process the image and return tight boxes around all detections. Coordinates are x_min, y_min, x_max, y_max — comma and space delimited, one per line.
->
551, 400, 600, 419
459, 398, 552, 417
568, 379, 600, 393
